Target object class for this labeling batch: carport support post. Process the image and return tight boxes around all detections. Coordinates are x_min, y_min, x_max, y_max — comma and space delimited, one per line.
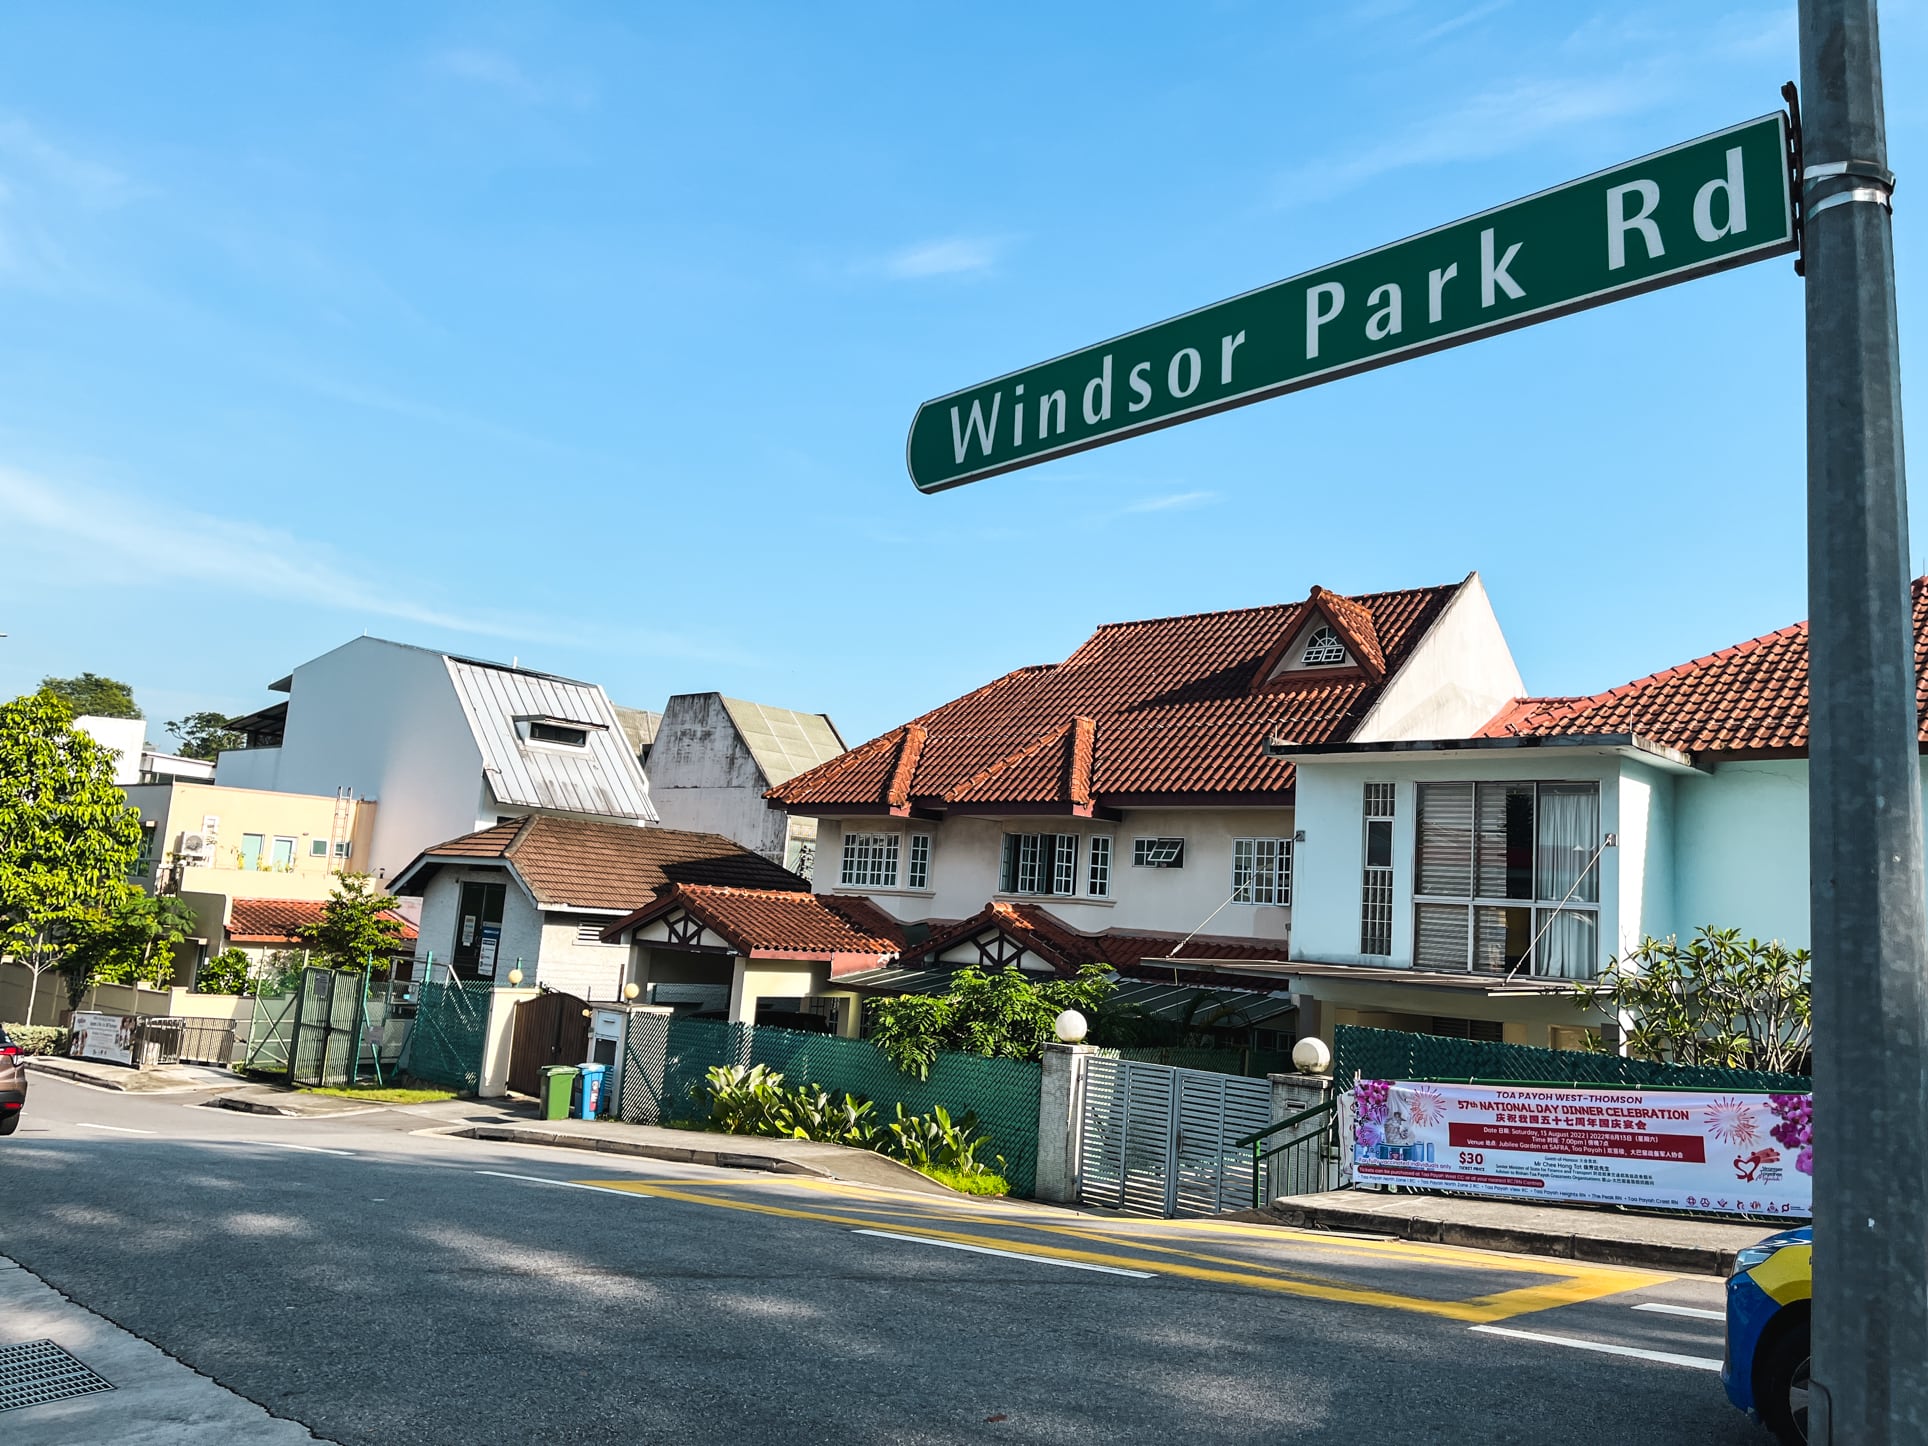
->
1035, 1043, 1094, 1204
1799, 1, 1928, 1440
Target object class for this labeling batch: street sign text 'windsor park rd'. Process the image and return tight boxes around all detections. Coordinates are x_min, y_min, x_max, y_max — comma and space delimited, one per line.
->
907, 113, 1793, 492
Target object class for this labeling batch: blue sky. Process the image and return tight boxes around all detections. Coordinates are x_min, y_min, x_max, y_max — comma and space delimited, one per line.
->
0, 2, 1922, 750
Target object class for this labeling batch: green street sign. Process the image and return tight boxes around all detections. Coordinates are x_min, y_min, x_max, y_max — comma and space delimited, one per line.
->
908, 112, 1793, 493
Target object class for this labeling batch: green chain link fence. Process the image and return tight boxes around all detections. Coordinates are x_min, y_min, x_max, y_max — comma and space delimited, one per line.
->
623, 1016, 1044, 1196
1334, 1024, 1811, 1093
404, 978, 494, 1092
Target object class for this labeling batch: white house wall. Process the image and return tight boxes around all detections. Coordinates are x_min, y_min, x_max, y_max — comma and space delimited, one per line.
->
1350, 574, 1526, 743
645, 693, 791, 860
817, 807, 1296, 940
219, 639, 490, 883
411, 865, 544, 981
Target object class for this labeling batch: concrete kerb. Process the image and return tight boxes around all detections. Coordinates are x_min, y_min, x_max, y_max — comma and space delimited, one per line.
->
24, 1057, 227, 1095
1254, 1192, 1767, 1276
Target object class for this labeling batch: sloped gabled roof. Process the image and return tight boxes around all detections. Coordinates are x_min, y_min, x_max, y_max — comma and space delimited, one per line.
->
770, 582, 1463, 813
227, 897, 417, 945
1478, 577, 1928, 756
391, 816, 806, 913
602, 884, 903, 957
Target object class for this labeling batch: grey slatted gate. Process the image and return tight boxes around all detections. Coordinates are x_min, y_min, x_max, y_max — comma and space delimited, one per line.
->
1076, 1056, 1272, 1217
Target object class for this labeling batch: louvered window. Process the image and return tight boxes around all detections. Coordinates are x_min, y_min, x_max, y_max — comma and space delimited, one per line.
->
1411, 781, 1601, 977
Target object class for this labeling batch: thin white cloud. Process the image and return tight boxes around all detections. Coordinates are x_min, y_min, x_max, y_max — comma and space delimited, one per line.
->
0, 117, 141, 207
0, 465, 749, 663
1276, 63, 1668, 203
880, 236, 1007, 279
1418, 0, 1512, 44
1122, 490, 1220, 515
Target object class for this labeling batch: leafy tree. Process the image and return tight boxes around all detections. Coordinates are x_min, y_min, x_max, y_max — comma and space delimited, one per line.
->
196, 947, 254, 995
0, 691, 143, 1017
63, 892, 200, 995
40, 673, 141, 719
165, 710, 242, 761
867, 964, 1116, 1078
1571, 926, 1811, 1074
302, 872, 405, 974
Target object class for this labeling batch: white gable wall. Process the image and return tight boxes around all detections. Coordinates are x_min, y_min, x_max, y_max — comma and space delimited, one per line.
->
1350, 574, 1526, 743
645, 692, 791, 860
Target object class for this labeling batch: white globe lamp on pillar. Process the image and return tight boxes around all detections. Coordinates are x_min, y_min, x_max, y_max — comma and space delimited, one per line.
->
506, 967, 524, 986
1291, 1036, 1333, 1076
623, 982, 641, 1001
1053, 1009, 1088, 1044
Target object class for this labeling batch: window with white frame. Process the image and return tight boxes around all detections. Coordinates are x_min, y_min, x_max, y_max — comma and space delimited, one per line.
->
1300, 625, 1347, 666
1361, 782, 1395, 955
999, 832, 1081, 896
839, 831, 900, 888
1132, 837, 1185, 868
1087, 835, 1112, 898
907, 833, 932, 890
1232, 837, 1292, 905
1412, 781, 1601, 978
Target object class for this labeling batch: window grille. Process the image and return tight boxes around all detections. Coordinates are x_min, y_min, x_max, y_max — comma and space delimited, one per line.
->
907, 833, 932, 890
1232, 838, 1292, 905
840, 832, 899, 888
1000, 833, 1081, 895
1087, 836, 1112, 897
1361, 782, 1395, 955
1301, 625, 1347, 666
574, 921, 618, 946
1132, 837, 1185, 868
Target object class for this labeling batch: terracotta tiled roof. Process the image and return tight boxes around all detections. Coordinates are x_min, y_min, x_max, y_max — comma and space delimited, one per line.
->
916, 901, 1292, 979
603, 884, 903, 957
397, 815, 807, 912
1477, 579, 1928, 755
226, 897, 418, 945
771, 582, 1462, 812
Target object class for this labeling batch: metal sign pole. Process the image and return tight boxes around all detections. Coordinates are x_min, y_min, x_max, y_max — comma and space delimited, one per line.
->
1798, 1, 1927, 1440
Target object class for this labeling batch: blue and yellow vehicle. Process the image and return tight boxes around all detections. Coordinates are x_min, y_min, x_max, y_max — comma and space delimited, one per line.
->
1723, 1226, 1812, 1444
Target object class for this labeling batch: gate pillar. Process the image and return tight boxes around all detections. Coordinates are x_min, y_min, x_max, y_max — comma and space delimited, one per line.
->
1035, 1043, 1095, 1204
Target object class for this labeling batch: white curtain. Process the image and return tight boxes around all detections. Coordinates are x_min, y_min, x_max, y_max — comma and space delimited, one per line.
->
1534, 784, 1599, 903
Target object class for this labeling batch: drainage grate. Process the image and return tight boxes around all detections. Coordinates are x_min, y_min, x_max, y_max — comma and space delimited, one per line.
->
0, 1339, 116, 1412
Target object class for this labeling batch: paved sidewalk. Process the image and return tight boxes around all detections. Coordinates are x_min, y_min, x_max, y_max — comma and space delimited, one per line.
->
452, 1108, 956, 1194
24, 1057, 232, 1094
1256, 1188, 1778, 1275
0, 1256, 334, 1445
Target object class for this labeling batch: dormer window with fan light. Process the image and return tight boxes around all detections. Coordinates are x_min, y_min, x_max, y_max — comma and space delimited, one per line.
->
1299, 625, 1347, 667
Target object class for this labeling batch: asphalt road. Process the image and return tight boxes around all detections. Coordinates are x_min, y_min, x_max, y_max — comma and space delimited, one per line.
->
4, 1074, 1773, 1446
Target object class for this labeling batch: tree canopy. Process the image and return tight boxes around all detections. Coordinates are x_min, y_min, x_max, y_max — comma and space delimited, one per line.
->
303, 872, 406, 973
866, 964, 1116, 1078
1572, 926, 1811, 1074
0, 691, 144, 1014
165, 710, 243, 761
40, 673, 141, 719
64, 892, 200, 996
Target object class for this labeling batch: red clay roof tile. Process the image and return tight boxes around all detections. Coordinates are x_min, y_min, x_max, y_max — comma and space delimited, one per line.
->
604, 884, 903, 955
1477, 580, 1928, 755
227, 897, 418, 945
773, 583, 1460, 811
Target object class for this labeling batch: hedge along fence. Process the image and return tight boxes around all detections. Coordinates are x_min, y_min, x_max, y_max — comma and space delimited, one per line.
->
1334, 1024, 1811, 1094
637, 1017, 1043, 1196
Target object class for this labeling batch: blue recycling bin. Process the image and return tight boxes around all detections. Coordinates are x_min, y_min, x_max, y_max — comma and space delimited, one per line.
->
576, 1063, 607, 1120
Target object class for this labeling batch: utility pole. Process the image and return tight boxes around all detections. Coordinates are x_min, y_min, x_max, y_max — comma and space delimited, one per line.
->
1799, 2, 1927, 1441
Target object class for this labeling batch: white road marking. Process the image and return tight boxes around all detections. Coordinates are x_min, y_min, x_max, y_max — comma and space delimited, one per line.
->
76, 1122, 156, 1135
852, 1228, 1156, 1278
1633, 1302, 1727, 1322
476, 1171, 645, 1196
1470, 1324, 1723, 1371
207, 1139, 358, 1158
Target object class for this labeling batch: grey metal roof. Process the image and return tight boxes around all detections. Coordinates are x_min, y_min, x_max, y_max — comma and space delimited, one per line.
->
446, 657, 658, 822
718, 696, 845, 787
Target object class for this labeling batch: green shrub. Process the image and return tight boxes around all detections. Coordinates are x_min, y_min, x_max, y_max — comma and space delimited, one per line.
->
196, 949, 253, 995
700, 1065, 1004, 1183
4, 1024, 70, 1056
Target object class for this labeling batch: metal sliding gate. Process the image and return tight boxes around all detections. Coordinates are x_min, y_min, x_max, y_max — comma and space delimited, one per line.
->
1076, 1056, 1272, 1217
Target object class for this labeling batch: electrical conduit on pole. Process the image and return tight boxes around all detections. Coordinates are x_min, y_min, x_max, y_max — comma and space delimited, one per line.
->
1798, 1, 1928, 1440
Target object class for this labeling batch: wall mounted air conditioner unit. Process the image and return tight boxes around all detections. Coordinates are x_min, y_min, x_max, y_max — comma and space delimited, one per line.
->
180, 832, 212, 862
